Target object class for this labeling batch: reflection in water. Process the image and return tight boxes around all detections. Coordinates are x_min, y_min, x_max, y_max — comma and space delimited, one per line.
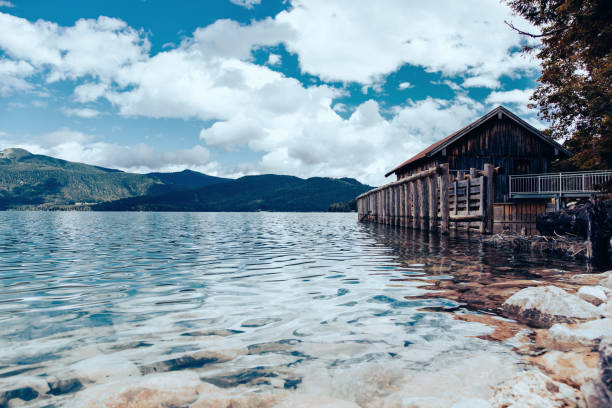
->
0, 212, 591, 406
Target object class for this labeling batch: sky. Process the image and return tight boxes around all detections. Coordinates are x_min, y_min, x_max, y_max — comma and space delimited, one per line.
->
0, 0, 541, 186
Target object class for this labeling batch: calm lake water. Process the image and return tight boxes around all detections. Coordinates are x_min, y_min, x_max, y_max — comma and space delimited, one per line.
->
0, 212, 591, 407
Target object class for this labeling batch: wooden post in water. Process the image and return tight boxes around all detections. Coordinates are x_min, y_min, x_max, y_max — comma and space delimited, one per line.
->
411, 180, 418, 229
406, 182, 412, 228
479, 175, 486, 233
399, 184, 406, 227
387, 187, 392, 225
465, 173, 472, 231
385, 186, 393, 225
375, 190, 380, 222
418, 177, 426, 230
484, 163, 495, 234
440, 163, 450, 234
396, 185, 401, 226
384, 188, 389, 224
388, 187, 392, 225
392, 186, 397, 226
428, 173, 438, 231
395, 185, 400, 226
453, 177, 458, 217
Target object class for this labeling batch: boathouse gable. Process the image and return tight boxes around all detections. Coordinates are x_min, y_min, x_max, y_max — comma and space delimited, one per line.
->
386, 106, 571, 202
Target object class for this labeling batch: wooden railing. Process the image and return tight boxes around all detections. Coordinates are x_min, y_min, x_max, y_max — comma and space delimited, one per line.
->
509, 170, 612, 198
357, 164, 495, 234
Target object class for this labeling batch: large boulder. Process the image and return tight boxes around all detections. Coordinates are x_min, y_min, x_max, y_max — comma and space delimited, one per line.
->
503, 286, 602, 328
490, 371, 579, 408
601, 338, 612, 398
601, 275, 612, 290
582, 338, 612, 408
69, 371, 203, 408
546, 319, 612, 350
578, 286, 609, 306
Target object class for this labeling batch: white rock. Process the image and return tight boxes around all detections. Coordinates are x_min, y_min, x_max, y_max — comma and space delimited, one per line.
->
69, 353, 140, 384
548, 319, 612, 350
451, 398, 491, 408
601, 275, 612, 290
578, 286, 608, 306
69, 371, 202, 408
272, 394, 361, 408
490, 371, 578, 407
580, 380, 611, 408
599, 302, 612, 318
502, 286, 601, 328
190, 382, 285, 408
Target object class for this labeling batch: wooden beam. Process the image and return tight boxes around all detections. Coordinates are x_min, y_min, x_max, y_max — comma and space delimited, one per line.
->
450, 214, 484, 222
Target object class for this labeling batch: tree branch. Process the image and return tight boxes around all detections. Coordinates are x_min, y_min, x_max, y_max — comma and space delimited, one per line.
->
504, 20, 567, 38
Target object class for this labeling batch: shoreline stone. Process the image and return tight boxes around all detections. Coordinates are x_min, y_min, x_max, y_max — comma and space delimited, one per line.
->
578, 286, 609, 306
490, 371, 580, 408
545, 319, 612, 350
502, 286, 601, 328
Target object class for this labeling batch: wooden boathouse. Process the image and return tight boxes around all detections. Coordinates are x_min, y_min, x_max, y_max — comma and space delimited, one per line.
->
357, 106, 578, 234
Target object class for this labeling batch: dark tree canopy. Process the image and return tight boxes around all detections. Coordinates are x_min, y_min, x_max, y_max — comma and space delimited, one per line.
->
505, 0, 612, 170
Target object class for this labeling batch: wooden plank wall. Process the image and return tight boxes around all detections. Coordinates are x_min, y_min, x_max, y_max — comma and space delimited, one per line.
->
493, 201, 547, 234
357, 164, 497, 234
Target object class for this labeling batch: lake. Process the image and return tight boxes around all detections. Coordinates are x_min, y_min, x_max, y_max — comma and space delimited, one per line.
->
0, 212, 591, 407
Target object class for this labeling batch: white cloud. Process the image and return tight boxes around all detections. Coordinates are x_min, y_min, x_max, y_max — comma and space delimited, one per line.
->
229, 0, 262, 9
63, 107, 102, 118
332, 103, 349, 113
0, 7, 538, 184
0, 13, 150, 82
0, 128, 213, 174
188, 18, 293, 61
398, 82, 413, 90
275, 0, 538, 86
73, 82, 108, 103
0, 59, 34, 95
485, 88, 535, 114
0, 1, 13, 8
266, 53, 281, 66
41, 128, 94, 145
31, 100, 47, 108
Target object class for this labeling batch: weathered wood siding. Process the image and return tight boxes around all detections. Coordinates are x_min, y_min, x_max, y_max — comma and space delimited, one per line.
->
396, 116, 558, 202
493, 201, 548, 234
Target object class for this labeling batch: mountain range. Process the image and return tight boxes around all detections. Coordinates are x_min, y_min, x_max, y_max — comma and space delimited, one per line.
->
0, 148, 373, 211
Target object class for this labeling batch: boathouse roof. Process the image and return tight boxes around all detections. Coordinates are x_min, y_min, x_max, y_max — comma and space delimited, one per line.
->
384, 106, 572, 177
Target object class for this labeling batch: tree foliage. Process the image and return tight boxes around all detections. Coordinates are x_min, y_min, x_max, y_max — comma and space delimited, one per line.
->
505, 0, 612, 170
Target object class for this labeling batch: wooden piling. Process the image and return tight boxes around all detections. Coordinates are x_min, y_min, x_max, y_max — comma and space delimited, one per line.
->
440, 163, 450, 234
418, 177, 427, 230
411, 180, 418, 229
428, 174, 437, 230
484, 163, 494, 234
479, 175, 486, 233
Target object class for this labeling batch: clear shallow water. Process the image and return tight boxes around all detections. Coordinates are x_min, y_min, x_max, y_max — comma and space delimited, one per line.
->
0, 212, 590, 406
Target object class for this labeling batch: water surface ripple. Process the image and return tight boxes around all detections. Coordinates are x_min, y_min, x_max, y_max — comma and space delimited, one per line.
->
0, 212, 589, 406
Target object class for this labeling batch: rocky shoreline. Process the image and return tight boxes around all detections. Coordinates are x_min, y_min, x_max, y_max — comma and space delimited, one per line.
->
419, 268, 612, 407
